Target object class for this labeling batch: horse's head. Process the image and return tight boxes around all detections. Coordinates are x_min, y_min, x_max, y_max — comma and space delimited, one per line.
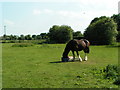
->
82, 39, 90, 53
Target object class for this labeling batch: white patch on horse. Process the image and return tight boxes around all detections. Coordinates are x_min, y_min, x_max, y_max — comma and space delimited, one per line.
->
78, 55, 82, 62
84, 54, 87, 61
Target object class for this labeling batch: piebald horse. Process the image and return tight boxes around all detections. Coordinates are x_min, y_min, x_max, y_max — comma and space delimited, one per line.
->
62, 39, 90, 62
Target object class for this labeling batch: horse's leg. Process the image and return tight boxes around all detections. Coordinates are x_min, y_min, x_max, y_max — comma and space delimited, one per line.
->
72, 51, 75, 61
84, 53, 87, 61
76, 51, 82, 62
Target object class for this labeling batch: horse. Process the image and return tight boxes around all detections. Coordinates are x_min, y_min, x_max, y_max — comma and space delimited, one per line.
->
62, 39, 90, 62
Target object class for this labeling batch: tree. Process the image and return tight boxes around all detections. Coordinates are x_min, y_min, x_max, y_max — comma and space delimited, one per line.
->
25, 35, 32, 40
84, 16, 118, 45
18, 35, 25, 40
73, 31, 83, 39
111, 14, 120, 42
40, 33, 48, 39
48, 25, 59, 43
36, 35, 41, 40
32, 35, 37, 40
111, 14, 120, 31
90, 16, 107, 24
48, 25, 73, 43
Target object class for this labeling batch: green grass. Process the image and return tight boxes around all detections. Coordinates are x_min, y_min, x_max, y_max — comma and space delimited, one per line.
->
2, 43, 118, 88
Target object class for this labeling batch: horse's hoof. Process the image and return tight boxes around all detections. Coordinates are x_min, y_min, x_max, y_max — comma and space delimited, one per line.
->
79, 59, 82, 62
84, 59, 87, 61
84, 56, 87, 61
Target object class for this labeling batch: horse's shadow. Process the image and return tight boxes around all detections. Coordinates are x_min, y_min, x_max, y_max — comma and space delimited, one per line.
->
49, 61, 62, 63
49, 60, 80, 63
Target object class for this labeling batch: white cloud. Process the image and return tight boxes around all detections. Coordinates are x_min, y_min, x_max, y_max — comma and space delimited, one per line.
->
4, 19, 14, 25
33, 9, 54, 15
43, 9, 53, 13
33, 9, 41, 15
57, 10, 82, 19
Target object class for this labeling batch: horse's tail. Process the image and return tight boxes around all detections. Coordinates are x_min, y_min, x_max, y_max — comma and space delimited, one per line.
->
83, 39, 90, 53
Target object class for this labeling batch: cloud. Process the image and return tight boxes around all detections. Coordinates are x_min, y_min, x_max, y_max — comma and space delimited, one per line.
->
44, 9, 53, 13
57, 10, 82, 19
4, 19, 14, 25
1, 0, 118, 3
33, 9, 54, 15
33, 9, 41, 15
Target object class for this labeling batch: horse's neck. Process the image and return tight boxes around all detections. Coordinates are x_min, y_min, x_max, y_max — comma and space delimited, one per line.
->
62, 47, 70, 58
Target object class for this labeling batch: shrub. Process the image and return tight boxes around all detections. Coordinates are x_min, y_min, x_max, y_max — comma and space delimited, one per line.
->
92, 64, 120, 85
103, 64, 118, 79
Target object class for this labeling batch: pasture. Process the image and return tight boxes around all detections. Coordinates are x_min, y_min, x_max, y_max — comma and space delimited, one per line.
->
2, 43, 118, 88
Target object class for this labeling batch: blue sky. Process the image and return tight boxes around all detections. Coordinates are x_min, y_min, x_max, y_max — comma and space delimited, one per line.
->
0, 0, 119, 35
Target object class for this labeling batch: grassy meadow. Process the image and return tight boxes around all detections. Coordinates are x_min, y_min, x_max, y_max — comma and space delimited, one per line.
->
2, 43, 118, 88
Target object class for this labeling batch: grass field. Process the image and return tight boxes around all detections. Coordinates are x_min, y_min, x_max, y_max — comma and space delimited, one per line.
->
2, 43, 118, 88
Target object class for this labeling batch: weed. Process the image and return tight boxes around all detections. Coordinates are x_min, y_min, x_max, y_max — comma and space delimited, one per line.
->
103, 64, 118, 79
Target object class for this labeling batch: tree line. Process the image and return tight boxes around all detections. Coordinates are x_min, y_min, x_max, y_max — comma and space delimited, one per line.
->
1, 14, 120, 45
1, 33, 48, 40
0, 29, 83, 42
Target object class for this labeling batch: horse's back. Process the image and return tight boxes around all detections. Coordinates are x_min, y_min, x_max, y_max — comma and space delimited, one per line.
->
67, 39, 90, 52
66, 39, 84, 51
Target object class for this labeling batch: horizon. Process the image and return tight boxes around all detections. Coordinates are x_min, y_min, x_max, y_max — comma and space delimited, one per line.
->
0, 0, 119, 36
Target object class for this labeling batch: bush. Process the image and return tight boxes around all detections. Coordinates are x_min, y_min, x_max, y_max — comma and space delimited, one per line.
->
92, 64, 120, 85
103, 64, 119, 80
12, 43, 34, 47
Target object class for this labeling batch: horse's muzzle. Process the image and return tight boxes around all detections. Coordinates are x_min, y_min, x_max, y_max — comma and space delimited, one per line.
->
61, 57, 69, 62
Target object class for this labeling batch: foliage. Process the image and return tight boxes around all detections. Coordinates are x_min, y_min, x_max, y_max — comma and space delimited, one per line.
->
1, 33, 49, 41
90, 16, 107, 24
12, 43, 34, 47
84, 16, 118, 45
18, 35, 25, 40
111, 14, 120, 42
73, 31, 83, 39
92, 64, 120, 86
111, 14, 120, 31
103, 64, 119, 79
48, 25, 73, 43
113, 78, 120, 85
40, 33, 48, 39
103, 64, 120, 85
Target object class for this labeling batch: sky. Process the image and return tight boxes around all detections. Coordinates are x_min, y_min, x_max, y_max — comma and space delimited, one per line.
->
0, 0, 119, 36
